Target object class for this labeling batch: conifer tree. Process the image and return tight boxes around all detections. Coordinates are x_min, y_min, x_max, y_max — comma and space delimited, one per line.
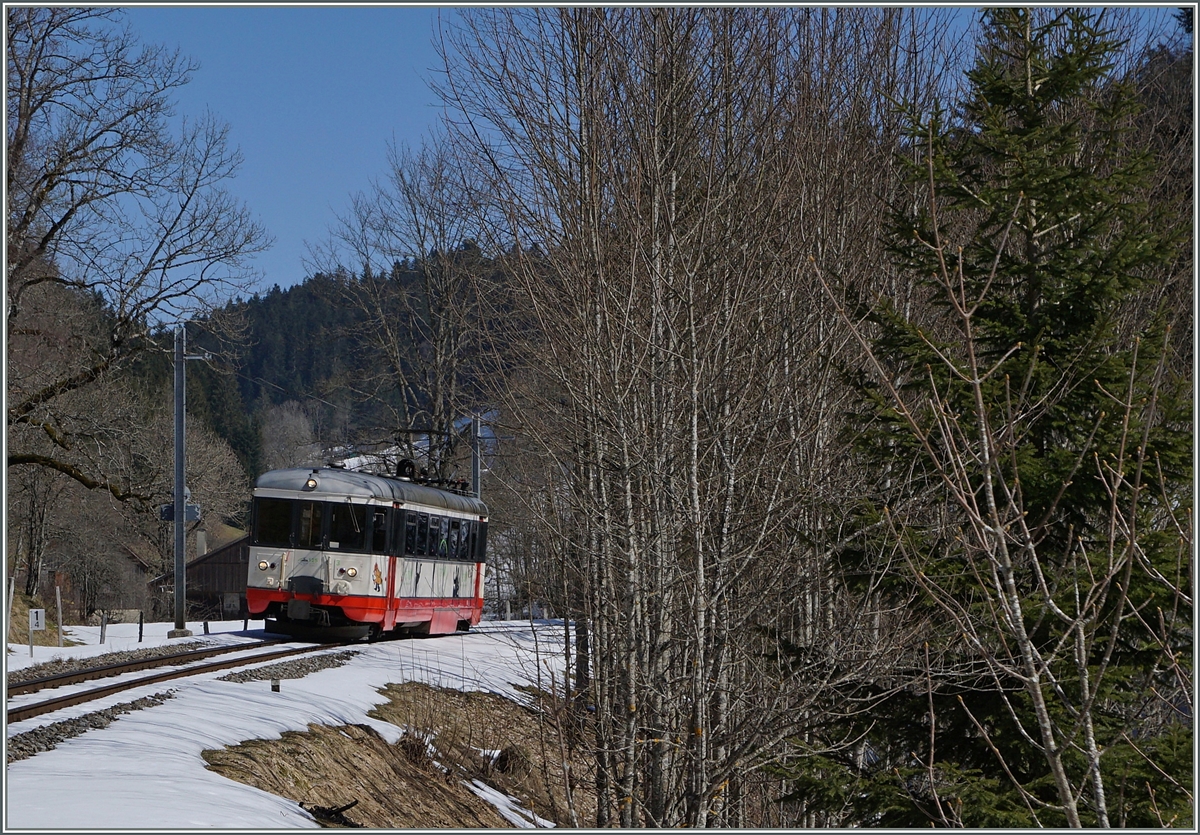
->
802, 8, 1191, 827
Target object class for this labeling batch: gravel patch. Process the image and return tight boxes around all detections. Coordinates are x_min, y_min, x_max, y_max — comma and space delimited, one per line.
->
218, 650, 360, 683
7, 692, 175, 764
7, 642, 209, 685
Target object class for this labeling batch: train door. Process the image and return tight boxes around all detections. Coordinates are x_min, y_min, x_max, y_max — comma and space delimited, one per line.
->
282, 500, 326, 595
368, 506, 389, 600
382, 506, 400, 629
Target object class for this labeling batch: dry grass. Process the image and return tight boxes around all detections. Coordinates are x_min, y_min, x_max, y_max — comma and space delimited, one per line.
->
372, 681, 596, 827
5, 593, 79, 648
204, 721, 512, 828
202, 680, 597, 828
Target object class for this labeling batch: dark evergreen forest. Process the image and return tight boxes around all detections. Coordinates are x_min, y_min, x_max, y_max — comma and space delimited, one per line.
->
133, 268, 399, 479
153, 252, 498, 481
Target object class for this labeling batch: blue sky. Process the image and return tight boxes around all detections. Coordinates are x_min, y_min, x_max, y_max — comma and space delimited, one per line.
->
125, 5, 448, 293
122, 5, 1184, 297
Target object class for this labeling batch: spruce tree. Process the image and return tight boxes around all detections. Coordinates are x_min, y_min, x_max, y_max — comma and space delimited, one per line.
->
792, 8, 1191, 827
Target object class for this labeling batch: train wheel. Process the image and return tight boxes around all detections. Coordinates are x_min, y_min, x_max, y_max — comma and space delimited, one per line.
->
367, 623, 383, 643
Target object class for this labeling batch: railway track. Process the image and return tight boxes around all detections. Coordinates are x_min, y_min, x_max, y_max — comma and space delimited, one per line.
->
7, 641, 350, 725
8, 640, 287, 698
7, 620, 534, 726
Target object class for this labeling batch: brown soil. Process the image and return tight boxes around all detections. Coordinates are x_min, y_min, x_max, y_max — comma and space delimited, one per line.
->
202, 681, 596, 828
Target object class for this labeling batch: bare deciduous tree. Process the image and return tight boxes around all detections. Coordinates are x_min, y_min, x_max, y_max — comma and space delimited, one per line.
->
439, 6, 963, 826
6, 7, 270, 497
260, 401, 318, 470
311, 136, 489, 479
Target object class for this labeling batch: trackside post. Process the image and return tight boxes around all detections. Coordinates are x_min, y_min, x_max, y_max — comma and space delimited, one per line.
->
29, 608, 45, 657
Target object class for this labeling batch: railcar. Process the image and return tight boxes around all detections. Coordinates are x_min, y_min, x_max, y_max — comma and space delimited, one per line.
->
245, 467, 487, 640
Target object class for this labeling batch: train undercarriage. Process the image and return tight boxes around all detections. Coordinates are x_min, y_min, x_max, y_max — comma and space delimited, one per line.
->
259, 598, 473, 642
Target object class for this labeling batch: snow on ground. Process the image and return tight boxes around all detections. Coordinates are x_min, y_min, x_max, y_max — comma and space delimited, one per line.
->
467, 780, 557, 829
4, 619, 567, 831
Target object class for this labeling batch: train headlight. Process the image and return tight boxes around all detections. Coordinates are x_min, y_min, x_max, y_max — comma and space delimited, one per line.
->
258, 560, 269, 571
346, 567, 358, 578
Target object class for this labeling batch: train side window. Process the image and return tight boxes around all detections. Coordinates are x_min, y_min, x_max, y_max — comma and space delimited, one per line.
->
463, 520, 476, 561
388, 511, 402, 556
296, 501, 324, 548
449, 519, 462, 560
465, 521, 476, 560
253, 498, 292, 547
475, 520, 488, 562
371, 509, 388, 553
405, 512, 417, 555
416, 513, 429, 556
434, 516, 449, 557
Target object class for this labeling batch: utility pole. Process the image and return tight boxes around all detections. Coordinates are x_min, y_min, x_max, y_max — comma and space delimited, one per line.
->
169, 326, 191, 638
471, 415, 481, 499
168, 325, 209, 639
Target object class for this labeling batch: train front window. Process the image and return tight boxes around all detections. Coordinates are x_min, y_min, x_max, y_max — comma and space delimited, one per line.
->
329, 503, 367, 551
296, 501, 324, 548
253, 498, 292, 546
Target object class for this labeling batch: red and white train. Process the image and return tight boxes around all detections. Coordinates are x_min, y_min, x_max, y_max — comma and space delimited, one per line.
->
246, 467, 487, 640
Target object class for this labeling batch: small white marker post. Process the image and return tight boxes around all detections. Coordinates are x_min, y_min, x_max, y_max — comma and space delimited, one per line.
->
29, 608, 46, 657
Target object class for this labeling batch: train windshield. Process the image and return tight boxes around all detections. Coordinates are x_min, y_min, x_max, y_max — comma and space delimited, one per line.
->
251, 497, 325, 548
253, 498, 292, 547
328, 502, 367, 551
296, 501, 324, 548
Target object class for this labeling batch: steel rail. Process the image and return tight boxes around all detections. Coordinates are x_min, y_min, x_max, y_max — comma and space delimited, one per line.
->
7, 644, 349, 725
7, 640, 287, 698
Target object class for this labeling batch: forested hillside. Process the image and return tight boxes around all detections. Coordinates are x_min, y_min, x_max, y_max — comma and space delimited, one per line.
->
197, 272, 371, 476
187, 247, 500, 479
227, 276, 363, 416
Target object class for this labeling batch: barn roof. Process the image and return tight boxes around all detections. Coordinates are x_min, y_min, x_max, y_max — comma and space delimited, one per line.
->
147, 534, 250, 586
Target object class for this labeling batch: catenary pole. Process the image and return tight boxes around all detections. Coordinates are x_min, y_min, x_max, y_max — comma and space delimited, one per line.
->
471, 415, 481, 499
169, 326, 192, 638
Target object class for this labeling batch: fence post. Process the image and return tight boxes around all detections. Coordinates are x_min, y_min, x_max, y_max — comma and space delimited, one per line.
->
6, 577, 15, 643
56, 586, 63, 648
99, 611, 107, 645
139, 611, 144, 643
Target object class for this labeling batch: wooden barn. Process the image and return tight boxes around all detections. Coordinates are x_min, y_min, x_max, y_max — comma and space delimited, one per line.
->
150, 533, 250, 620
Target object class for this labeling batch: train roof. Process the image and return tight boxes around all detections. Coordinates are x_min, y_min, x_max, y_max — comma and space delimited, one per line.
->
254, 467, 488, 516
